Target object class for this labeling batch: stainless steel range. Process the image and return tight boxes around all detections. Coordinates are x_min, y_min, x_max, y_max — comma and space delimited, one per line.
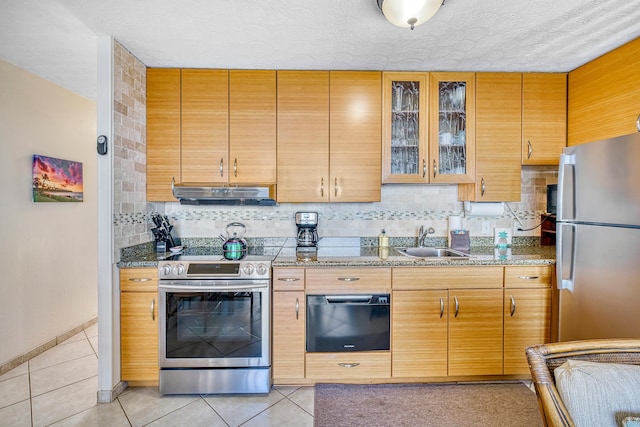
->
157, 253, 272, 395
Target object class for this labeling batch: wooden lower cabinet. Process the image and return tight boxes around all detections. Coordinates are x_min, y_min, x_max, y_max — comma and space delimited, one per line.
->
390, 265, 550, 379
503, 266, 552, 375
306, 352, 391, 380
120, 268, 158, 385
272, 268, 306, 383
270, 265, 552, 385
392, 290, 448, 377
272, 290, 306, 382
305, 267, 391, 293
448, 289, 504, 376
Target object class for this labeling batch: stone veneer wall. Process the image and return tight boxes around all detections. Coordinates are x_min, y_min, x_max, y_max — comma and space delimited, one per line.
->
112, 41, 151, 259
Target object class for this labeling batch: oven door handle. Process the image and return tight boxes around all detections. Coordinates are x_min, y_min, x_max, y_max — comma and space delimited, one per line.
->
159, 281, 269, 292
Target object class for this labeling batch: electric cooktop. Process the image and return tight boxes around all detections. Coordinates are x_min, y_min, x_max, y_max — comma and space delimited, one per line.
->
159, 246, 279, 263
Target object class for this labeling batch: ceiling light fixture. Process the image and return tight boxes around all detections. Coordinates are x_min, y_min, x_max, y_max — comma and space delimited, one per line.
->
377, 0, 444, 30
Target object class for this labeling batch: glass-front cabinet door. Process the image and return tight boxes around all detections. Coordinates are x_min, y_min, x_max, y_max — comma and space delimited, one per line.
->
382, 73, 429, 183
429, 72, 475, 183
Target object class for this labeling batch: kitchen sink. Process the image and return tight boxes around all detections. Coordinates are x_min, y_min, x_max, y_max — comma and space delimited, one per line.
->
394, 247, 470, 259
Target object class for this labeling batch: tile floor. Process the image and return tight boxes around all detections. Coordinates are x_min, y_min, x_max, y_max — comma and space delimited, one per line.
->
0, 325, 537, 427
0, 324, 314, 427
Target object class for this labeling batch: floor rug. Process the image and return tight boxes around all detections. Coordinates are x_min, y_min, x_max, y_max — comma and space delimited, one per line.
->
314, 382, 543, 427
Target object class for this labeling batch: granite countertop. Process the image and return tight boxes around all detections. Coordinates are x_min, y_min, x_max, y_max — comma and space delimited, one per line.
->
118, 237, 555, 269
273, 244, 556, 267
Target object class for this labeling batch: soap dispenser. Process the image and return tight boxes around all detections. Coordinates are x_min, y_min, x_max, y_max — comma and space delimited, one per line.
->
378, 229, 389, 260
378, 229, 389, 247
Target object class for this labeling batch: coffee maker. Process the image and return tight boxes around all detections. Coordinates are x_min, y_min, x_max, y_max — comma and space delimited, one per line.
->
295, 212, 318, 247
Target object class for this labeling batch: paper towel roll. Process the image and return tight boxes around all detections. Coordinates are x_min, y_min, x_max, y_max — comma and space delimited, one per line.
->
463, 201, 504, 217
448, 215, 462, 231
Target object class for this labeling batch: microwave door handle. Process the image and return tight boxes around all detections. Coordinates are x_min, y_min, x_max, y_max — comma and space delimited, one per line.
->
557, 153, 576, 221
556, 223, 576, 292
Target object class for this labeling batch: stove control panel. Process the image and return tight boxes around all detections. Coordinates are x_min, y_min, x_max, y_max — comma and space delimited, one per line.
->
158, 261, 271, 280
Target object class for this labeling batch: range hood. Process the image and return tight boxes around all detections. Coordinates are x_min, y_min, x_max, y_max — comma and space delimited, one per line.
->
172, 180, 277, 206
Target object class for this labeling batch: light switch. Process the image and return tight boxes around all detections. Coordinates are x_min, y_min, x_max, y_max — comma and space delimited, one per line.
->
481, 221, 490, 235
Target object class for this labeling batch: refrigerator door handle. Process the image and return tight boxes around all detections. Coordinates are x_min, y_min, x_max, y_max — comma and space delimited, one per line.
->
557, 222, 577, 291
557, 153, 576, 221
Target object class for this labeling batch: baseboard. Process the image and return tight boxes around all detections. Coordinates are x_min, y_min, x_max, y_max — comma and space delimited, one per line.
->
0, 317, 98, 376
98, 381, 128, 403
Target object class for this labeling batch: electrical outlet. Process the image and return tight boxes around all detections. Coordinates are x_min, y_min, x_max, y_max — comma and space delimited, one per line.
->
481, 221, 490, 235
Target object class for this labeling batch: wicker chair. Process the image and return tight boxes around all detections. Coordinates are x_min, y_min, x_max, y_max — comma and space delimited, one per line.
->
526, 339, 640, 427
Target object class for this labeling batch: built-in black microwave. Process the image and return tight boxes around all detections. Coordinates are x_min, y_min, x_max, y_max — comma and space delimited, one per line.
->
306, 294, 390, 352
547, 184, 557, 214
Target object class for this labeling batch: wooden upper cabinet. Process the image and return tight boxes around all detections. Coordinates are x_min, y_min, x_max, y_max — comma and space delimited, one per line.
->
429, 72, 476, 184
277, 71, 330, 202
229, 70, 277, 184
277, 71, 381, 202
522, 73, 567, 164
147, 68, 180, 202
181, 69, 229, 184
329, 71, 382, 202
459, 73, 522, 202
568, 37, 640, 146
382, 72, 430, 183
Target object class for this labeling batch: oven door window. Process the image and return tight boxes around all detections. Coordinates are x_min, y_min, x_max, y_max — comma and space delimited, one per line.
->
165, 291, 263, 360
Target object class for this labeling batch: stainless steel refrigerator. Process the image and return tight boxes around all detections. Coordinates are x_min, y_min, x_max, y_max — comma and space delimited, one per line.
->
556, 132, 640, 341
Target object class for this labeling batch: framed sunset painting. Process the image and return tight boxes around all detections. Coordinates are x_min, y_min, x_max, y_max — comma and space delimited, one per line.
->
32, 155, 83, 202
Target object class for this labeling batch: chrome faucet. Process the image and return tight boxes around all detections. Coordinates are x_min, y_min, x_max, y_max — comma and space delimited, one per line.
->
418, 226, 435, 247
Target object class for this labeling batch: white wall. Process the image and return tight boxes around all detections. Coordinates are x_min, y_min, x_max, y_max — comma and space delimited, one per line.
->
0, 59, 98, 366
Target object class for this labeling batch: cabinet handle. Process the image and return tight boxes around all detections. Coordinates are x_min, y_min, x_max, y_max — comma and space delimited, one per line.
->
433, 159, 437, 178
334, 177, 338, 198
150, 298, 155, 321
338, 277, 360, 282
439, 297, 444, 318
510, 295, 516, 317
481, 178, 486, 196
518, 276, 539, 280
527, 140, 533, 159
233, 158, 238, 177
422, 159, 426, 178
219, 158, 224, 177
278, 277, 300, 282
129, 278, 151, 282
338, 363, 360, 368
295, 297, 299, 320
321, 177, 324, 197
636, 114, 639, 132
454, 296, 459, 318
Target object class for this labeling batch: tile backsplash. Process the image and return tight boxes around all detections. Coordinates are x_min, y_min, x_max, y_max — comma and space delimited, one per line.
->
114, 165, 557, 257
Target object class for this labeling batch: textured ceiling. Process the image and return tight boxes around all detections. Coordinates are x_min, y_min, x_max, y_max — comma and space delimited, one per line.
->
1, 0, 639, 101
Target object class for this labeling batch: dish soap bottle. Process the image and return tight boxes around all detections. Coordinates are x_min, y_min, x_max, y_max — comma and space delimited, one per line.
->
378, 229, 389, 248
378, 229, 389, 260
